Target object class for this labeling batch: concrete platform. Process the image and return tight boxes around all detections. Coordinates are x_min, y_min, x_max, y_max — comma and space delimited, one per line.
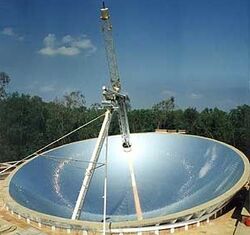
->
1, 186, 249, 235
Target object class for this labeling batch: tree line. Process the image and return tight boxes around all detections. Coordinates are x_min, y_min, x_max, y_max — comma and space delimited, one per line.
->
0, 73, 249, 162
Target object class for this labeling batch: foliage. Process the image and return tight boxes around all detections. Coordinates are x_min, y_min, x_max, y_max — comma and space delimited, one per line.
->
152, 96, 175, 128
62, 91, 86, 109
0, 89, 249, 162
229, 105, 250, 153
0, 72, 10, 99
0, 93, 46, 161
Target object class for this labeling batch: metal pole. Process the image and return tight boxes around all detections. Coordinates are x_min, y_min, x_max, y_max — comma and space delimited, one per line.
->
71, 109, 112, 220
103, 134, 108, 235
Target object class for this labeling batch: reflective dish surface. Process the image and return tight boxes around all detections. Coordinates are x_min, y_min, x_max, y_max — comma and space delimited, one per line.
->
9, 133, 247, 222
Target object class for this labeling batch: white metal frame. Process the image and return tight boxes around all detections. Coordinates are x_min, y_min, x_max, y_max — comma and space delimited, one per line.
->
71, 109, 113, 220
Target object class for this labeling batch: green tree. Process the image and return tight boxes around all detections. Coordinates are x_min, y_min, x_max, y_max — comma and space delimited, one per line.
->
64, 91, 86, 109
0, 72, 10, 99
183, 107, 199, 134
0, 88, 249, 163
0, 93, 47, 161
172, 109, 185, 130
152, 96, 175, 128
195, 108, 234, 143
229, 105, 250, 152
128, 109, 156, 133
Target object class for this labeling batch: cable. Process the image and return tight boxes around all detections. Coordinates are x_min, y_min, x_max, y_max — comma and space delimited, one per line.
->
0, 112, 106, 175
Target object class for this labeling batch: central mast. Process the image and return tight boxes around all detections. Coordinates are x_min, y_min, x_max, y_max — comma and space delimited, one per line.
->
101, 1, 131, 149
71, 1, 132, 220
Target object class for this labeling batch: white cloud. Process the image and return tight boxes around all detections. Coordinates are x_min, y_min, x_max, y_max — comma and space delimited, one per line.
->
44, 33, 56, 47
38, 47, 56, 56
62, 35, 73, 43
1, 27, 24, 40
18, 36, 24, 41
72, 38, 95, 50
2, 27, 14, 36
39, 33, 96, 56
190, 92, 203, 99
57, 46, 81, 56
39, 45, 80, 56
39, 84, 56, 93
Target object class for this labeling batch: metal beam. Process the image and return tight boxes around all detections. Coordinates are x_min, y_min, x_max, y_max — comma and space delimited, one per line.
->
71, 109, 113, 220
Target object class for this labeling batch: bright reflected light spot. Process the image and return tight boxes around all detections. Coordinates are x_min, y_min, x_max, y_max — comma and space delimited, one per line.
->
53, 157, 73, 208
199, 145, 217, 178
122, 145, 138, 163
123, 146, 132, 153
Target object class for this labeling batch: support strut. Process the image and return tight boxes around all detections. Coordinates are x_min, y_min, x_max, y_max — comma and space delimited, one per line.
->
71, 109, 113, 220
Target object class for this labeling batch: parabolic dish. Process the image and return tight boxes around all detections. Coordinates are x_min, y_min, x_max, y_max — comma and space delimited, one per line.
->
8, 133, 249, 227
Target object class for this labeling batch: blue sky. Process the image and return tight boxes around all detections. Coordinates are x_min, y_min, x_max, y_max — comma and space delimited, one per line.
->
0, 0, 249, 110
